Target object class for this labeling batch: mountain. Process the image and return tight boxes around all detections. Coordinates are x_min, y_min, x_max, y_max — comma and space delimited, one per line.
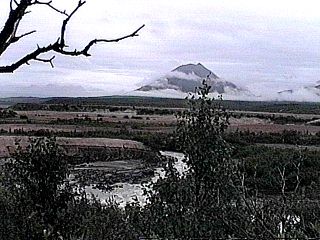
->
172, 63, 219, 79
278, 89, 294, 95
135, 63, 249, 98
131, 63, 320, 101
305, 82, 320, 96
275, 81, 320, 102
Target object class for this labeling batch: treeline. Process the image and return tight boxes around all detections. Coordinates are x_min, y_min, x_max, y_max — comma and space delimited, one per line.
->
224, 101, 320, 114
12, 103, 126, 112
12, 102, 181, 116
49, 117, 174, 129
12, 96, 320, 115
0, 127, 319, 151
12, 102, 320, 127
0, 109, 17, 118
45, 96, 189, 108
231, 111, 320, 125
0, 128, 177, 151
44, 96, 320, 114
136, 108, 180, 115
226, 129, 320, 146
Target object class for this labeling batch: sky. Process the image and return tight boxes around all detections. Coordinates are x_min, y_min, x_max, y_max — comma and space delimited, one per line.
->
0, 0, 320, 98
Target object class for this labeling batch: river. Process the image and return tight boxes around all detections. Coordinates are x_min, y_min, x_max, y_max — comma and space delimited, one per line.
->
84, 151, 187, 208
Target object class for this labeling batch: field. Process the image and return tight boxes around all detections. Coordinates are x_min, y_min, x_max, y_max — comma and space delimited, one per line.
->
1, 96, 320, 238
0, 96, 319, 188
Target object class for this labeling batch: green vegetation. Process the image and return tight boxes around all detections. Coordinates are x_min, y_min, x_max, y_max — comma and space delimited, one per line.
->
1, 85, 320, 239
234, 145, 320, 195
0, 138, 140, 239
126, 82, 320, 239
0, 109, 17, 118
226, 129, 320, 146
11, 96, 320, 114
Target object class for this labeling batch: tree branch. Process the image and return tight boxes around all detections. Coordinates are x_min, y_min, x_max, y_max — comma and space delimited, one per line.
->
32, 0, 69, 16
34, 55, 55, 68
0, 0, 30, 56
11, 30, 36, 43
59, 0, 86, 48
0, 0, 145, 73
10, 0, 20, 11
58, 24, 146, 57
0, 42, 58, 73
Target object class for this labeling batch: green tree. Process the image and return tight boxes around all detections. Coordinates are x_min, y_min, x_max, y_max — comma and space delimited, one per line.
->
176, 80, 233, 194
0, 137, 140, 239
1, 137, 74, 239
127, 80, 320, 239
127, 80, 241, 238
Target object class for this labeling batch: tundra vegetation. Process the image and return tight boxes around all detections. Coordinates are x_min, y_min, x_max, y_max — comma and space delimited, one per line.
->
0, 81, 320, 239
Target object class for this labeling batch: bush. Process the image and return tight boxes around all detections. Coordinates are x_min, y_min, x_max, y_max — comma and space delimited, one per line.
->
127, 81, 239, 238
126, 81, 320, 239
0, 138, 138, 239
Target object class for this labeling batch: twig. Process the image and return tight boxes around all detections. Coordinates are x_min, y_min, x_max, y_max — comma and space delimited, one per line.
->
11, 30, 36, 43
32, 0, 69, 16
34, 55, 55, 68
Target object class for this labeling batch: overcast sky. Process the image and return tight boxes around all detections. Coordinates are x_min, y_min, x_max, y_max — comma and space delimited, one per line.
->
0, 0, 320, 97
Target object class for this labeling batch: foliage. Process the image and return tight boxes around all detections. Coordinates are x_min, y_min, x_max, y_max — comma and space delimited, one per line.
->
127, 81, 241, 238
11, 95, 320, 115
233, 145, 320, 195
127, 80, 320, 239
0, 138, 138, 239
0, 138, 73, 239
0, 109, 17, 118
226, 129, 320, 146
1, 82, 320, 238
173, 81, 236, 203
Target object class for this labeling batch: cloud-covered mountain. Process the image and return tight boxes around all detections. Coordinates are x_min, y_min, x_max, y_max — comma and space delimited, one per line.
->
275, 81, 320, 102
134, 63, 252, 98
306, 82, 320, 96
129, 63, 320, 102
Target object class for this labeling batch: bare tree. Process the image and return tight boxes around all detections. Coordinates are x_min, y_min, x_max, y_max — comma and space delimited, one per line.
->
0, 0, 145, 73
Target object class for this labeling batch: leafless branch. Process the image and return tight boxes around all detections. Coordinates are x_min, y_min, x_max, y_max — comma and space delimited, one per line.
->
0, 0, 145, 73
293, 161, 301, 193
34, 55, 55, 68
58, 24, 146, 57
0, 0, 31, 56
10, 0, 19, 10
11, 30, 36, 43
278, 166, 286, 196
32, 0, 69, 16
0, 42, 58, 73
59, 0, 86, 48
10, 0, 14, 10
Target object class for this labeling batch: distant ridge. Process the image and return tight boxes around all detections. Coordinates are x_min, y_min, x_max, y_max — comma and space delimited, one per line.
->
276, 81, 320, 99
278, 89, 294, 95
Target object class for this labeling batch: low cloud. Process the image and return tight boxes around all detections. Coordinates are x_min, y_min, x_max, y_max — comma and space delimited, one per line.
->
1, 0, 320, 100
0, 84, 89, 98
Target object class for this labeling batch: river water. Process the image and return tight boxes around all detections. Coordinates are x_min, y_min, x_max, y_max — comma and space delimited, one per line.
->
85, 151, 186, 208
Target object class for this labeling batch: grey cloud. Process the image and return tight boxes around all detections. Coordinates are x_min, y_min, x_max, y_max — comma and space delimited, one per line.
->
1, 0, 320, 99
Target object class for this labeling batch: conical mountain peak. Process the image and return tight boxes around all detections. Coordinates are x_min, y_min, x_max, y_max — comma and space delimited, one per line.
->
172, 63, 219, 79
